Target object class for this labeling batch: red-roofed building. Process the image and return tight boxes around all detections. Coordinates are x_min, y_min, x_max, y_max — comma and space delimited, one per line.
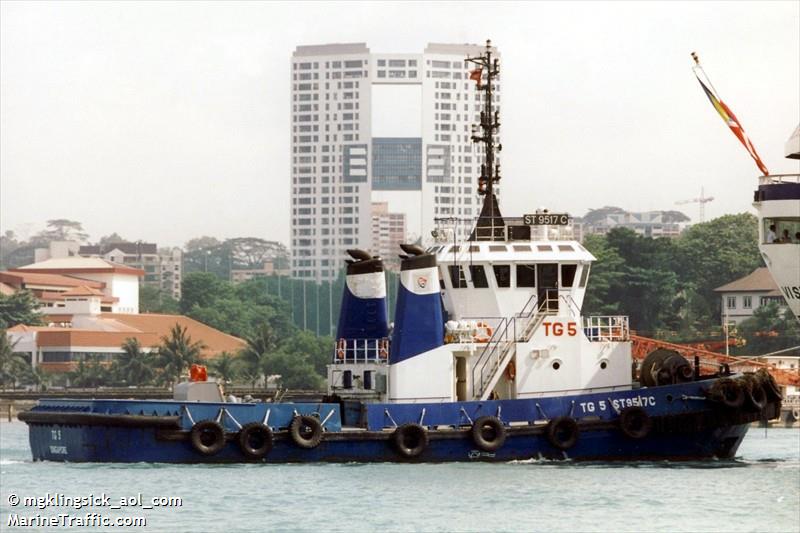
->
714, 267, 789, 325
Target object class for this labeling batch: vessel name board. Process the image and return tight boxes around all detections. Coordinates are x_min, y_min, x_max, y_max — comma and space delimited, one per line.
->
523, 214, 570, 225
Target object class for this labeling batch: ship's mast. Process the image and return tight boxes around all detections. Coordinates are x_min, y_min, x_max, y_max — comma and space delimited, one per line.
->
466, 39, 504, 241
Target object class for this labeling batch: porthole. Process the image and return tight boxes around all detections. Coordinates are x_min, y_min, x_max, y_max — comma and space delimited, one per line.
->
600, 361, 608, 370
552, 361, 561, 370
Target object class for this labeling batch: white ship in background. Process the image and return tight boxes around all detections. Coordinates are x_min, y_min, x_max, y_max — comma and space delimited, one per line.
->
753, 125, 800, 321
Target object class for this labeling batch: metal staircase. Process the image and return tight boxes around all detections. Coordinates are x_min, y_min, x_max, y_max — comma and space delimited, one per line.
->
471, 293, 558, 400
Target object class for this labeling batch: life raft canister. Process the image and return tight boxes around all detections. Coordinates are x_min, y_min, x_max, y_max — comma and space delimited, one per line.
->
546, 416, 579, 450
618, 406, 653, 439
190, 420, 226, 456
392, 423, 428, 458
289, 414, 324, 449
473, 322, 494, 343
471, 416, 506, 452
238, 422, 273, 459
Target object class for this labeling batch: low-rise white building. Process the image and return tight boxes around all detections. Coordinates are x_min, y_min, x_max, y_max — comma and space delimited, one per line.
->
714, 267, 788, 325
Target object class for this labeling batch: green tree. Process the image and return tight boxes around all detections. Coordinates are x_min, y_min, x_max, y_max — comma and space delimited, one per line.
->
0, 290, 43, 328
0, 331, 29, 389
210, 352, 238, 383
262, 351, 323, 390
674, 213, 762, 324
69, 355, 111, 389
35, 219, 89, 243
735, 302, 800, 355
139, 286, 180, 314
180, 272, 234, 313
111, 338, 155, 386
156, 324, 206, 385
237, 324, 279, 388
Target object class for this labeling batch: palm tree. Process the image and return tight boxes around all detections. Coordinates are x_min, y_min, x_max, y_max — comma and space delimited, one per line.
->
111, 338, 154, 386
157, 324, 207, 385
0, 331, 27, 390
210, 352, 237, 384
238, 324, 278, 388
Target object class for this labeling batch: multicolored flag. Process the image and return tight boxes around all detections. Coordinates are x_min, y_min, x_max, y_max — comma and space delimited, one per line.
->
694, 71, 769, 175
469, 68, 482, 84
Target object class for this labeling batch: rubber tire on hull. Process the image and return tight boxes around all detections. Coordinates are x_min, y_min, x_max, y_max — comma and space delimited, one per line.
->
757, 369, 782, 401
546, 416, 579, 450
190, 420, 226, 456
289, 415, 323, 449
392, 423, 428, 458
238, 422, 274, 459
708, 378, 745, 409
745, 381, 768, 411
618, 407, 653, 439
471, 416, 506, 452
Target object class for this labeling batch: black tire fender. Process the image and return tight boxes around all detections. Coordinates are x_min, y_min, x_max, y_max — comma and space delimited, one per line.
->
471, 416, 506, 452
546, 416, 579, 450
190, 420, 226, 456
289, 415, 323, 449
709, 378, 745, 409
238, 422, 273, 459
618, 406, 653, 439
392, 423, 428, 458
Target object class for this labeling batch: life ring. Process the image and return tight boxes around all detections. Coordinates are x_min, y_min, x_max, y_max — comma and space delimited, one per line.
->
708, 378, 745, 409
379, 339, 389, 359
505, 360, 516, 381
336, 338, 346, 360
473, 322, 493, 343
238, 422, 273, 459
289, 415, 324, 449
190, 420, 226, 456
392, 423, 428, 458
792, 407, 800, 421
745, 380, 768, 411
546, 416, 579, 450
471, 416, 506, 452
618, 406, 652, 439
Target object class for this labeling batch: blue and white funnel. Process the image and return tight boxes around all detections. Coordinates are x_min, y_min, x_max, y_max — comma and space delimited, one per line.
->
390, 245, 444, 364
336, 249, 389, 341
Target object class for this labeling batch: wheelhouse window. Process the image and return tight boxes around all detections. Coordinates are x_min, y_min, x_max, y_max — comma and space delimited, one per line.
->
578, 265, 590, 288
448, 265, 467, 288
561, 264, 578, 287
493, 265, 511, 287
469, 265, 489, 288
763, 217, 800, 244
516, 264, 536, 287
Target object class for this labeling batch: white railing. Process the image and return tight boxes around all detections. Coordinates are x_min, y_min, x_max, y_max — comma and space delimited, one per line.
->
331, 338, 389, 364
583, 316, 630, 342
759, 173, 800, 185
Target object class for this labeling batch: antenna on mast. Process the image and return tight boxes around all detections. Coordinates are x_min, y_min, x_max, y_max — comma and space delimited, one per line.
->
466, 39, 505, 241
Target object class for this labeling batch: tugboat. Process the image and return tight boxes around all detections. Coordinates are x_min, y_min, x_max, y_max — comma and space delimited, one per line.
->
753, 124, 800, 321
19, 41, 782, 463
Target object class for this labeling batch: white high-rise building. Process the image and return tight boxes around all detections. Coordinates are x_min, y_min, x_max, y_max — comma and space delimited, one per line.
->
290, 42, 500, 281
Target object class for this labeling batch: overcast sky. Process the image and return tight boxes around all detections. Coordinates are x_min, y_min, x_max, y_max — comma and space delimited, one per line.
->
1, 1, 798, 247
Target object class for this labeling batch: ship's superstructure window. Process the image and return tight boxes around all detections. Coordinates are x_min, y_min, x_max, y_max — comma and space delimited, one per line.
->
489, 245, 507, 252
762, 217, 800, 243
469, 265, 489, 288
516, 264, 536, 287
493, 265, 511, 287
537, 245, 553, 252
448, 265, 467, 288
512, 245, 531, 252
561, 265, 577, 287
579, 265, 590, 288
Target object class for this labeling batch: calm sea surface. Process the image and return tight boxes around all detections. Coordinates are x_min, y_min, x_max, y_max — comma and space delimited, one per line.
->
0, 421, 798, 533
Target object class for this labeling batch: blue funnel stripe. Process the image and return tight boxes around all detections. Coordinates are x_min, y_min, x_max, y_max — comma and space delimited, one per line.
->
337, 283, 389, 341
390, 267, 444, 364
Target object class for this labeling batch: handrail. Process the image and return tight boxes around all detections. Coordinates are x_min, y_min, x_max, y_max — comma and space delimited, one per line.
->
559, 294, 582, 318
331, 338, 389, 364
759, 173, 800, 185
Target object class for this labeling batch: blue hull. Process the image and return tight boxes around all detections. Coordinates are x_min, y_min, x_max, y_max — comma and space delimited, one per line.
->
20, 379, 778, 463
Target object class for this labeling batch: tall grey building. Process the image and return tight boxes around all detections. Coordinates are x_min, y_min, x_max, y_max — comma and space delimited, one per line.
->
290, 42, 500, 281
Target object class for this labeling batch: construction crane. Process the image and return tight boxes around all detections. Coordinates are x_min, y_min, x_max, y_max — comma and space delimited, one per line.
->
676, 186, 714, 223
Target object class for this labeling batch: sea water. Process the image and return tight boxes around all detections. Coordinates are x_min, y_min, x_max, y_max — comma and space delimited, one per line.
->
0, 422, 798, 533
